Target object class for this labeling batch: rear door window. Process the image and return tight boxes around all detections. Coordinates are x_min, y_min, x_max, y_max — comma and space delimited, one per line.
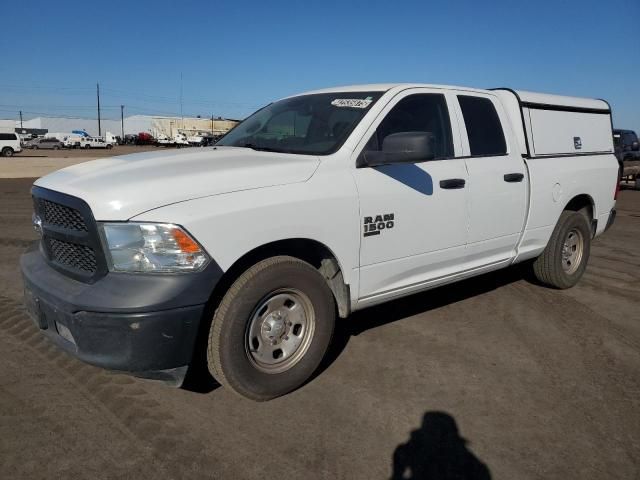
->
458, 95, 507, 156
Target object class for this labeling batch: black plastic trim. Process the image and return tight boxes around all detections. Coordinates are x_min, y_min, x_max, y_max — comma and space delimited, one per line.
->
490, 88, 532, 157
520, 101, 610, 115
439, 178, 466, 189
21, 245, 224, 314
604, 208, 616, 233
20, 244, 225, 376
526, 151, 612, 159
504, 173, 524, 182
32, 185, 108, 283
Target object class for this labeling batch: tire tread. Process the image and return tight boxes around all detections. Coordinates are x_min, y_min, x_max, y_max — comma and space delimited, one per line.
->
207, 255, 331, 400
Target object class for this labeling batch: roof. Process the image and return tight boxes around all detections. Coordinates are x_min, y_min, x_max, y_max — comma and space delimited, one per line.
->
512, 90, 609, 111
292, 83, 610, 111
296, 83, 487, 96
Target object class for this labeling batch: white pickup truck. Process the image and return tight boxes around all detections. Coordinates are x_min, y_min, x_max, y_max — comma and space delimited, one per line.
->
21, 83, 619, 400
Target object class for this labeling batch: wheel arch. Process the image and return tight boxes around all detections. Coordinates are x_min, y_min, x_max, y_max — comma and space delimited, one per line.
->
563, 193, 595, 218
562, 193, 596, 236
210, 238, 351, 319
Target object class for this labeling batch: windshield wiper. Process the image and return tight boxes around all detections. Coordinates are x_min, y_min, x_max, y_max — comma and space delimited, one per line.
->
240, 143, 280, 152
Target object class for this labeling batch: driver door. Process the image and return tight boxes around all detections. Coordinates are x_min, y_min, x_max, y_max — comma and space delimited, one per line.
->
353, 89, 469, 303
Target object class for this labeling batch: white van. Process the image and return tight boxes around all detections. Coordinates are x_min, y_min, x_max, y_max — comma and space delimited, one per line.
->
0, 132, 22, 157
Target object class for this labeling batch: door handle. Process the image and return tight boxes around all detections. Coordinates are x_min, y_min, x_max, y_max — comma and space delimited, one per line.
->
504, 173, 524, 182
439, 178, 466, 189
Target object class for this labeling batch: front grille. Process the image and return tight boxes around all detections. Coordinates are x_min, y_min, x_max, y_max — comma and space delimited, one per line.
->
47, 238, 97, 273
40, 199, 87, 231
33, 187, 107, 283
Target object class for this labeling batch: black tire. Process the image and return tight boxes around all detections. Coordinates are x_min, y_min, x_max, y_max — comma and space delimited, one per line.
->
84, 144, 91, 149
106, 144, 113, 149
533, 210, 591, 289
53, 145, 59, 150
1, 147, 13, 157
207, 256, 335, 401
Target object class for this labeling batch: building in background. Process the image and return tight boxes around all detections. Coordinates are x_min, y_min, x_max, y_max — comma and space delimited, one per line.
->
5, 115, 239, 138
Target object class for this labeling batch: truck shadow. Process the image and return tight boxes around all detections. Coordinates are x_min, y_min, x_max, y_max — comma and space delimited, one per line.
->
183, 262, 535, 394
390, 411, 491, 480
321, 262, 536, 377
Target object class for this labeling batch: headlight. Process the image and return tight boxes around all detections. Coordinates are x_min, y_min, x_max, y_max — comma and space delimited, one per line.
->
100, 223, 209, 273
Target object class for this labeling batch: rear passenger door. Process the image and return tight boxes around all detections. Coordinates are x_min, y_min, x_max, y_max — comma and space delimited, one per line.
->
453, 93, 527, 264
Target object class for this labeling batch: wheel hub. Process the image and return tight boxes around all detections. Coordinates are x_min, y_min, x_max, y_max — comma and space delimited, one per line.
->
561, 228, 584, 274
261, 312, 287, 342
246, 289, 316, 374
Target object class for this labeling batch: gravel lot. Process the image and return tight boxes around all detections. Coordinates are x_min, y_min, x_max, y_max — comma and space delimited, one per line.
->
0, 176, 638, 479
0, 145, 162, 178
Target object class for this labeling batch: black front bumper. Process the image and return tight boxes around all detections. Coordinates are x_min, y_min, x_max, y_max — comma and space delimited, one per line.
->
21, 245, 222, 385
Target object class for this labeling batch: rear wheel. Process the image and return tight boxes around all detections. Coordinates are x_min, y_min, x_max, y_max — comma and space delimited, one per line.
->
84, 144, 91, 149
1, 147, 13, 157
207, 256, 335, 401
533, 210, 591, 289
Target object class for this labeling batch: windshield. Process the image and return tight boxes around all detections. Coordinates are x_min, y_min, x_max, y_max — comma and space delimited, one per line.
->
217, 91, 383, 155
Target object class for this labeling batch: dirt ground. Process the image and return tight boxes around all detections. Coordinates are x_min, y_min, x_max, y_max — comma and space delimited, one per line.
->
0, 178, 638, 480
0, 145, 162, 178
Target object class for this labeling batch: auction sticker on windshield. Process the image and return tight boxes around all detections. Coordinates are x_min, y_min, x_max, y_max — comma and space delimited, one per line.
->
331, 97, 373, 109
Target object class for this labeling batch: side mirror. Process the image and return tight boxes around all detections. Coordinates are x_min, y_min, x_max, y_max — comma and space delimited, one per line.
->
359, 132, 435, 168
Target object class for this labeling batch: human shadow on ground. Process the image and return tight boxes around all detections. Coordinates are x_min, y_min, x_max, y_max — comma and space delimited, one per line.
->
390, 411, 491, 480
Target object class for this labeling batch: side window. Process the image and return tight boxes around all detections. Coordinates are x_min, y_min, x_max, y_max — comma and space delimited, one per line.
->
458, 95, 507, 156
0, 133, 16, 140
365, 94, 454, 159
623, 132, 638, 147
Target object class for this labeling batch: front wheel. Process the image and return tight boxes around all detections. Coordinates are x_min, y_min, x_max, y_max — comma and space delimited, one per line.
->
1, 147, 13, 157
207, 256, 335, 401
533, 210, 591, 289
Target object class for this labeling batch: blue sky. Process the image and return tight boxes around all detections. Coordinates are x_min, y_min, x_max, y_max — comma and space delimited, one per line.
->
1, 0, 638, 130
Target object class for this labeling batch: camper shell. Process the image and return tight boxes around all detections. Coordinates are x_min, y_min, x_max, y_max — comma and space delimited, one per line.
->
492, 89, 613, 158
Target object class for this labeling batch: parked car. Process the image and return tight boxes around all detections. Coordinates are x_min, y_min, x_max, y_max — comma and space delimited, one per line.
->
79, 137, 113, 149
614, 129, 640, 163
22, 83, 619, 401
0, 132, 22, 157
123, 134, 138, 145
26, 137, 64, 150
63, 135, 85, 149
135, 132, 155, 145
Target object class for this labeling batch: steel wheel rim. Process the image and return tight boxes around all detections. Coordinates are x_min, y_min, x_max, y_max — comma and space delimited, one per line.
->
562, 228, 584, 274
245, 288, 316, 374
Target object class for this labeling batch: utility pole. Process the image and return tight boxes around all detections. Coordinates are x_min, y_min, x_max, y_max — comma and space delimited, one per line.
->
211, 114, 214, 135
120, 105, 125, 141
179, 72, 184, 130
96, 82, 102, 136
19, 110, 23, 129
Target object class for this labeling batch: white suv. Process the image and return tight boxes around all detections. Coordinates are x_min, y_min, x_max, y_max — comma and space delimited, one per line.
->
80, 137, 113, 149
0, 132, 22, 157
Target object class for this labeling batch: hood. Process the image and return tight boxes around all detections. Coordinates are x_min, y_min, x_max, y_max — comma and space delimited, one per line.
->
34, 147, 320, 220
